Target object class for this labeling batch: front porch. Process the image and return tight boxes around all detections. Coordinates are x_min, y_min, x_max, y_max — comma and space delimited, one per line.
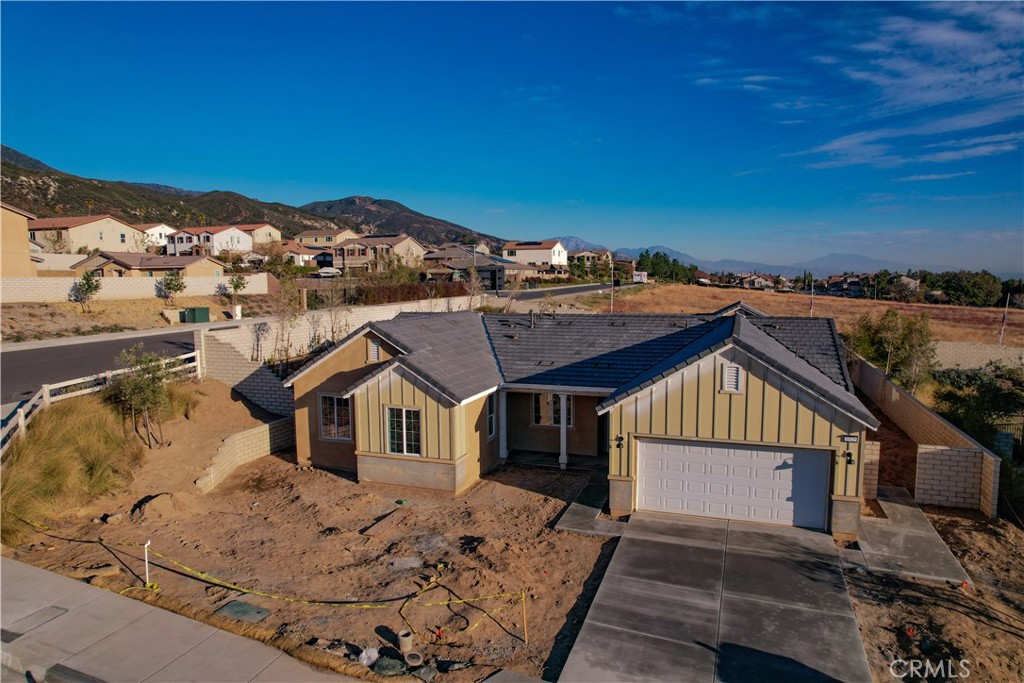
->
506, 449, 607, 473
498, 389, 608, 470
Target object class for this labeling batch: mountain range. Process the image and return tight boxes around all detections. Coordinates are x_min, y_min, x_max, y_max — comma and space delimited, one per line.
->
0, 146, 989, 277
0, 147, 501, 248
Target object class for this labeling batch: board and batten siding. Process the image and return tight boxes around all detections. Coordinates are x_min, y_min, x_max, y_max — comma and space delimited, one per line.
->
607, 346, 866, 498
354, 367, 464, 461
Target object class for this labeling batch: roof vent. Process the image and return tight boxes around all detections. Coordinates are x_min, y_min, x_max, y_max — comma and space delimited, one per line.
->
504, 333, 519, 339
538, 360, 555, 366
529, 310, 536, 329
609, 321, 627, 327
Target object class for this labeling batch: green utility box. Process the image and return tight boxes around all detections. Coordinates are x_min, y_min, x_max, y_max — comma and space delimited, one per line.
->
183, 307, 210, 323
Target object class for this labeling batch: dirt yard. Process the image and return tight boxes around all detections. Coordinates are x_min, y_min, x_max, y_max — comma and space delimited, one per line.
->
847, 509, 1024, 682
576, 283, 1024, 346
1, 295, 278, 342
2, 380, 609, 681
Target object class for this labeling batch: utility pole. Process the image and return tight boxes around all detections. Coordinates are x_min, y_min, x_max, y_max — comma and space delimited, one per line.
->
999, 291, 1010, 346
610, 259, 615, 314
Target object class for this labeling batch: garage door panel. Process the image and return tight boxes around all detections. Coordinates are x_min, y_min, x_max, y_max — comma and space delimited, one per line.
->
637, 439, 829, 530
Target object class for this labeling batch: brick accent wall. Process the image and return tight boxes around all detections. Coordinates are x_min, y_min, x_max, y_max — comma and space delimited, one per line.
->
935, 341, 1024, 370
916, 445, 984, 510
861, 440, 881, 501
0, 274, 268, 303
202, 337, 294, 416
194, 417, 295, 493
852, 357, 1001, 517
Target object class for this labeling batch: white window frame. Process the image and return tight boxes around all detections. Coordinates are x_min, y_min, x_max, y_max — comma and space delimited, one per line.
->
387, 406, 422, 456
532, 393, 573, 428
318, 394, 352, 441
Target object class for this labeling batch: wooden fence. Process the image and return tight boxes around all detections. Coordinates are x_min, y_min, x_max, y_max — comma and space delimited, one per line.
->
0, 352, 198, 459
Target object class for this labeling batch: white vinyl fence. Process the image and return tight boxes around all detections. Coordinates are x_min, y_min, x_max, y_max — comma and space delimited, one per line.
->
0, 352, 198, 459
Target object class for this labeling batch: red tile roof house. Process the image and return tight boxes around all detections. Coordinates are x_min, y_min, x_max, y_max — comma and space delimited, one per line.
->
167, 226, 253, 257
501, 239, 568, 270
284, 304, 880, 538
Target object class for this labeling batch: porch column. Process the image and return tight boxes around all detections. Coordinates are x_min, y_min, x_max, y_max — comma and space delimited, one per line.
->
499, 390, 508, 462
559, 393, 568, 470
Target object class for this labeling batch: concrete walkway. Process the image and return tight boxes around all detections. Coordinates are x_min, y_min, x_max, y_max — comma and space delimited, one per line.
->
1, 557, 353, 682
560, 514, 871, 683
858, 486, 971, 585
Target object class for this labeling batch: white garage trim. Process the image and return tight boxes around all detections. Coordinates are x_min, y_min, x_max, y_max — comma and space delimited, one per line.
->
636, 438, 832, 530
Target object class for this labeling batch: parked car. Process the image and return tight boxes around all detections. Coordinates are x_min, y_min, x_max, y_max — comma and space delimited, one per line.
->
316, 267, 342, 278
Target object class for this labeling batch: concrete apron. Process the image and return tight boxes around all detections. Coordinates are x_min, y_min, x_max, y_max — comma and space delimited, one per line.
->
559, 513, 872, 683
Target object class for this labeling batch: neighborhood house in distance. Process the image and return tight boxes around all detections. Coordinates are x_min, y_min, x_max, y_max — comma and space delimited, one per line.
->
286, 305, 879, 534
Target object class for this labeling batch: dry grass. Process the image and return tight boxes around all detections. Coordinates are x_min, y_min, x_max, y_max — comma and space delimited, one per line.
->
1, 395, 144, 545
583, 284, 1024, 346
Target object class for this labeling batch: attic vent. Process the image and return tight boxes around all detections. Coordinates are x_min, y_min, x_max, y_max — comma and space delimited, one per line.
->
369, 339, 381, 362
721, 362, 743, 394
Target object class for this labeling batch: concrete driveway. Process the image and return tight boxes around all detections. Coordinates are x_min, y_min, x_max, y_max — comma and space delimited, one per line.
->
560, 514, 872, 683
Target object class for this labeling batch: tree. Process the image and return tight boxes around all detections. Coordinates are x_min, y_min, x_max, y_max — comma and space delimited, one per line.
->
110, 344, 173, 448
636, 249, 652, 274
227, 274, 248, 304
851, 310, 937, 393
158, 269, 186, 304
69, 271, 101, 312
934, 362, 1024, 449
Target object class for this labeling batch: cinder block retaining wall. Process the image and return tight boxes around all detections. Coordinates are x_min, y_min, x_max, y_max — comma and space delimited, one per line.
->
0, 273, 268, 303
861, 440, 881, 502
201, 337, 294, 417
194, 417, 294, 493
935, 341, 1024, 370
851, 358, 1000, 517
207, 295, 478, 362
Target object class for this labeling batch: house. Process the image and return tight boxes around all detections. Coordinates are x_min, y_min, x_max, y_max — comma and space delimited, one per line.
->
33, 253, 85, 277
295, 228, 360, 247
329, 234, 426, 273
286, 302, 879, 536
132, 223, 178, 250
72, 251, 227, 278
423, 247, 517, 290
1, 202, 38, 277
225, 223, 282, 244
736, 273, 773, 289
278, 240, 322, 266
27, 215, 148, 254
502, 240, 568, 269
569, 249, 613, 270
167, 226, 253, 256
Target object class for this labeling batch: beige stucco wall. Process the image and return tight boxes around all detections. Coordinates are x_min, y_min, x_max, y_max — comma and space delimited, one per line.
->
606, 346, 867, 504
248, 226, 282, 243
297, 229, 358, 246
1, 207, 38, 278
506, 392, 601, 457
395, 239, 426, 267
292, 331, 396, 470
30, 218, 147, 254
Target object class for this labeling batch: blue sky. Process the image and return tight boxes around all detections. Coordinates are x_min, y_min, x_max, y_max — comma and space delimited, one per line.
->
2, 2, 1022, 274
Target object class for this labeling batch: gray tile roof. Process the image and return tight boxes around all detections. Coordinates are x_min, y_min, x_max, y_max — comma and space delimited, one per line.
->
705, 300, 769, 318
359, 311, 503, 403
593, 315, 878, 428
483, 314, 723, 388
746, 317, 852, 391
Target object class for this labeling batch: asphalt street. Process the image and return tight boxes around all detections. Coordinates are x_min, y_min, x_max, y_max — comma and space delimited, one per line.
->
0, 332, 194, 405
505, 282, 626, 300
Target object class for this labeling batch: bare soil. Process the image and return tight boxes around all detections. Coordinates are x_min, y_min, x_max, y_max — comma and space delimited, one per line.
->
846, 509, 1024, 682
3, 380, 609, 681
577, 283, 1024, 346
1, 295, 277, 342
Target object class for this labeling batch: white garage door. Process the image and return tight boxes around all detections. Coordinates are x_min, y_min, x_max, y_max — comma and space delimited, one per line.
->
637, 439, 831, 529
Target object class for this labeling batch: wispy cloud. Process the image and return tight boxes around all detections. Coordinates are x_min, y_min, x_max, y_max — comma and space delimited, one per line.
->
733, 167, 772, 177
917, 142, 1019, 163
896, 171, 977, 182
613, 4, 683, 26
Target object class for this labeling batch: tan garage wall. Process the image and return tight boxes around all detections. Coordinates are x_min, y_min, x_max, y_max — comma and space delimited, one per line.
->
607, 346, 866, 498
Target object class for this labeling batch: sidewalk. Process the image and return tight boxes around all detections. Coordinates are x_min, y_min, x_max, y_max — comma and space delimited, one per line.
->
1, 557, 354, 682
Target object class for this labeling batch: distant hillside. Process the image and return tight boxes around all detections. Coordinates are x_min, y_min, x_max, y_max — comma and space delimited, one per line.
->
791, 253, 912, 276
1, 145, 57, 173
549, 235, 608, 252
0, 148, 408, 237
125, 182, 204, 197
302, 196, 505, 250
